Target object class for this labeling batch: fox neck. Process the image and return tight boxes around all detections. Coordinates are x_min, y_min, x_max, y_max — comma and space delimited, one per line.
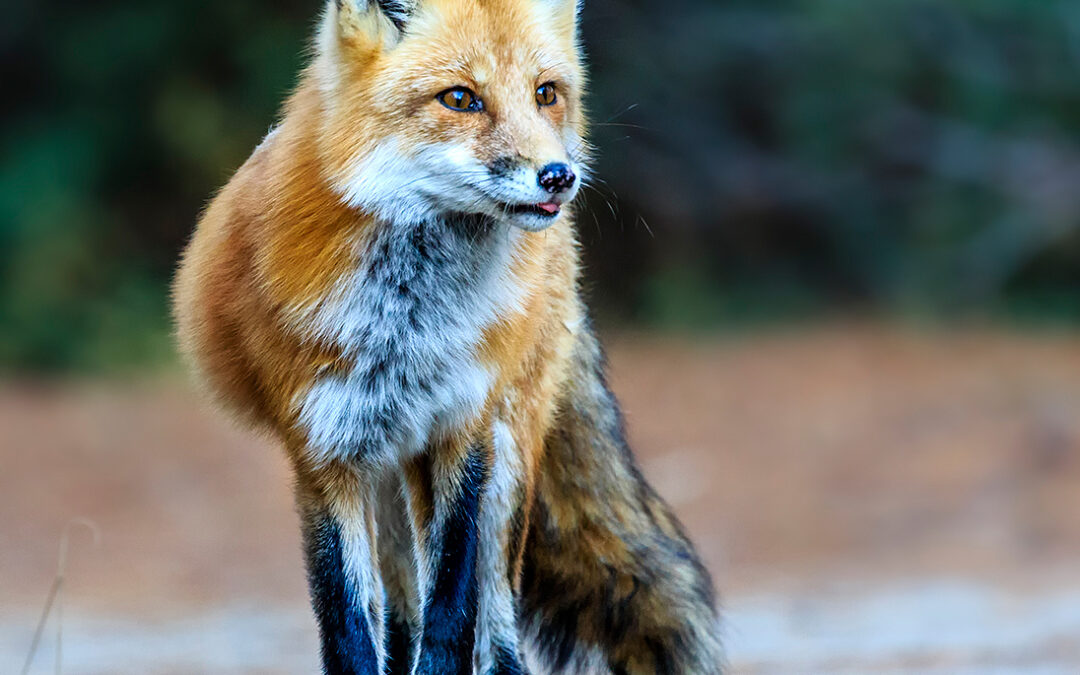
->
297, 215, 529, 465
263, 83, 539, 403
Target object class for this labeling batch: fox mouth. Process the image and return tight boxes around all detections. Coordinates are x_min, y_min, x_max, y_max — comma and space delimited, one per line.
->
500, 201, 561, 218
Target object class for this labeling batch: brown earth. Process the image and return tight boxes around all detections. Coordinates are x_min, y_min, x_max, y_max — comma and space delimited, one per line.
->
3, 324, 1080, 672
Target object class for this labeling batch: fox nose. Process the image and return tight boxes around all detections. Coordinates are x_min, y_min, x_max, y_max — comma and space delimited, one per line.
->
538, 163, 576, 194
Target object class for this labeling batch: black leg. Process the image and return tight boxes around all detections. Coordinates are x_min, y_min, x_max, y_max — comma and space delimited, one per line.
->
305, 513, 382, 675
411, 444, 488, 674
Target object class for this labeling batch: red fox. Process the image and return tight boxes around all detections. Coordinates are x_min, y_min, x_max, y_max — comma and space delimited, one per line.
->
173, 0, 722, 672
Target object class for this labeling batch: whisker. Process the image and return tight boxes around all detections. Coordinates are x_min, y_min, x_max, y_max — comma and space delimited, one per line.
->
602, 102, 639, 124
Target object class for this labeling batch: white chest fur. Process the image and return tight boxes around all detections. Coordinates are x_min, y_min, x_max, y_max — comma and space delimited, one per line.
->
295, 216, 525, 467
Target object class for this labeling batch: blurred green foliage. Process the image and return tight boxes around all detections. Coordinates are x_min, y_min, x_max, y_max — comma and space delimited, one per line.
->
2, 2, 311, 372
3, 0, 1080, 372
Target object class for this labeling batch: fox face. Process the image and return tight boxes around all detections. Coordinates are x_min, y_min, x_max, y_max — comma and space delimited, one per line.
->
315, 0, 588, 231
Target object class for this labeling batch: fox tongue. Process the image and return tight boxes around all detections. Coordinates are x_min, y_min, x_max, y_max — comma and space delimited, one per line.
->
537, 202, 560, 214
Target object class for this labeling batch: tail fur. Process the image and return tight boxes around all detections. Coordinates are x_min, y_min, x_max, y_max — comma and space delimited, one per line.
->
521, 327, 724, 674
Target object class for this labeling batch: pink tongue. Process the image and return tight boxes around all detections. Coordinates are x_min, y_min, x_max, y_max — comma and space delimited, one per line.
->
537, 202, 560, 214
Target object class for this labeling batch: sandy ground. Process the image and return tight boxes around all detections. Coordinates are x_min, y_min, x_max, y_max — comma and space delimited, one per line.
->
3, 324, 1080, 673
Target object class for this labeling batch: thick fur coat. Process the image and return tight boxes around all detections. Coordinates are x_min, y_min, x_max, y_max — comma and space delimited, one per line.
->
173, 0, 722, 672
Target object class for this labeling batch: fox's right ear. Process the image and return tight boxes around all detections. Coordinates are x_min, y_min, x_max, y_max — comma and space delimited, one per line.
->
327, 0, 414, 51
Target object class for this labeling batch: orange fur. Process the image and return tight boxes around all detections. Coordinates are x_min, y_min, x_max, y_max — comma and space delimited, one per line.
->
174, 1, 721, 672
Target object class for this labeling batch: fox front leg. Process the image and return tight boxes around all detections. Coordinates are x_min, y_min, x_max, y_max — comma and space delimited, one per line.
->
296, 462, 386, 675
403, 438, 490, 674
473, 419, 532, 675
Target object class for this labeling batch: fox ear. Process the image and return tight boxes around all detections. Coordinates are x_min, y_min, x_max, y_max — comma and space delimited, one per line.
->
545, 0, 582, 37
331, 0, 414, 48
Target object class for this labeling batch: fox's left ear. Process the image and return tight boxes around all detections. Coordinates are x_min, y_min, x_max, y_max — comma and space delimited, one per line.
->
330, 0, 415, 50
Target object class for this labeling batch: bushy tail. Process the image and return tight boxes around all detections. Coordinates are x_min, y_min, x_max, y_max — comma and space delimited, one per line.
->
520, 327, 723, 674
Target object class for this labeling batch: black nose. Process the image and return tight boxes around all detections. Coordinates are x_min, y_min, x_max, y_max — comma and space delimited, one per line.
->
537, 163, 576, 194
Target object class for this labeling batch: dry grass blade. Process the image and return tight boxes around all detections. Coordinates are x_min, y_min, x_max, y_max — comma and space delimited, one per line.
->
20, 518, 101, 675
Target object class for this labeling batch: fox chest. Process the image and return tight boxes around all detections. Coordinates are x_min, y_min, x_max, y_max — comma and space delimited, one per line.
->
295, 218, 524, 466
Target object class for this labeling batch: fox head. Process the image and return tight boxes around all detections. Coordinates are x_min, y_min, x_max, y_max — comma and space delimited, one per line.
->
310, 0, 588, 231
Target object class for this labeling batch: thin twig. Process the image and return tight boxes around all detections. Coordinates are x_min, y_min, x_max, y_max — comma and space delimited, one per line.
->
20, 518, 101, 675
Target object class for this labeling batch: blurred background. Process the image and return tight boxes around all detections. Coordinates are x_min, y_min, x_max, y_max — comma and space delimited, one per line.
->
3, 0, 1080, 672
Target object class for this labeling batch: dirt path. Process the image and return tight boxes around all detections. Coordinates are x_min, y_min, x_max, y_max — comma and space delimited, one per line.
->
3, 325, 1080, 672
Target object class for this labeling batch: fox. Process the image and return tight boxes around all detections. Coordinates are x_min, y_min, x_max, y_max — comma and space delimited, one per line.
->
172, 0, 722, 673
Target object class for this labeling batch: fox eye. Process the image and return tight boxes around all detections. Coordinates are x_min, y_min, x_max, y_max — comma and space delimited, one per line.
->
536, 83, 557, 107
436, 87, 484, 112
